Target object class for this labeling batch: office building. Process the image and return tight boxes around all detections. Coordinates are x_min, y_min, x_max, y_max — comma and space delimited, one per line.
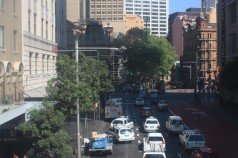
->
124, 0, 169, 37
202, 0, 218, 12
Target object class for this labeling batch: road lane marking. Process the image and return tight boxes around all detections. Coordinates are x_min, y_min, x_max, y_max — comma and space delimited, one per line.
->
137, 134, 139, 137
136, 128, 139, 131
178, 153, 182, 158
138, 140, 141, 144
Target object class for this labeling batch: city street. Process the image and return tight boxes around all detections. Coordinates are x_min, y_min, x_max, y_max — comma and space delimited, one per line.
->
83, 90, 237, 158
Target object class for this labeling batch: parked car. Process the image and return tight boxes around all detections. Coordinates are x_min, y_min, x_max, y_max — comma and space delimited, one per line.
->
166, 116, 184, 133
191, 147, 219, 158
138, 90, 146, 99
179, 129, 206, 150
141, 107, 153, 117
134, 97, 145, 106
157, 100, 168, 110
143, 116, 160, 132
110, 116, 134, 129
106, 126, 135, 143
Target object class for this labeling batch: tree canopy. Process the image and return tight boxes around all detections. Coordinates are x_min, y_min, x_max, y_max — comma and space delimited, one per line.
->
18, 102, 72, 158
118, 28, 178, 83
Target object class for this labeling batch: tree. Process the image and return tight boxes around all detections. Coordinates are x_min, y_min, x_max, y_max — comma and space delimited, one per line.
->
18, 102, 72, 158
123, 28, 178, 83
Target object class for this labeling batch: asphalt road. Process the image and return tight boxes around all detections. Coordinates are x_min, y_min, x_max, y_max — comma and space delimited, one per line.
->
89, 92, 193, 158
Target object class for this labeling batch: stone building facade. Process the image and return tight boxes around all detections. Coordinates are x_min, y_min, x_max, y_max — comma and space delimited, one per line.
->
182, 16, 218, 87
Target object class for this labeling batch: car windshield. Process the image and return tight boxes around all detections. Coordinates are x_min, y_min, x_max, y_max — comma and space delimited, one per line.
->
145, 154, 165, 158
144, 109, 152, 113
171, 119, 183, 125
120, 129, 133, 135
159, 100, 166, 104
146, 120, 158, 124
136, 98, 143, 101
113, 120, 123, 124
148, 136, 163, 141
202, 153, 219, 158
189, 135, 205, 141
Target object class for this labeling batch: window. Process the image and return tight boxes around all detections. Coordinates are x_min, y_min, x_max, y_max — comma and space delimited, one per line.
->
47, 55, 49, 73
42, 54, 45, 74
35, 53, 38, 74
34, 13, 36, 34
46, 21, 48, 39
0, 0, 4, 9
41, 18, 44, 37
13, 30, 17, 51
0, 26, 4, 49
29, 52, 33, 75
13, 0, 16, 13
229, 2, 236, 24
230, 33, 237, 54
28, 10, 31, 32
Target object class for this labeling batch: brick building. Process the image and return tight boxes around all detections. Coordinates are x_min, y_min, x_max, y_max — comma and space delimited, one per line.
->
182, 14, 218, 87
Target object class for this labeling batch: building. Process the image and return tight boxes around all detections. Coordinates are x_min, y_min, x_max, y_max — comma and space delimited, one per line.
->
202, 0, 218, 12
56, 0, 67, 49
124, 14, 144, 33
124, 0, 169, 37
23, 0, 57, 98
168, 8, 201, 45
0, 0, 24, 106
182, 13, 218, 87
217, 0, 238, 65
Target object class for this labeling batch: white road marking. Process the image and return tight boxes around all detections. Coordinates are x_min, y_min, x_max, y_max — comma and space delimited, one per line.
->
136, 128, 139, 131
138, 140, 141, 144
178, 153, 182, 158
139, 150, 142, 152
137, 134, 139, 137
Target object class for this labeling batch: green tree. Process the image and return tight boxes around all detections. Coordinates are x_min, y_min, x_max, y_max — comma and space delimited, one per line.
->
123, 28, 178, 83
18, 102, 72, 158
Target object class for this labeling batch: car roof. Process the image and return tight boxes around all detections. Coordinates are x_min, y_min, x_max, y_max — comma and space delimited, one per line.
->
159, 100, 166, 102
136, 97, 143, 99
169, 116, 182, 120
147, 132, 163, 137
143, 107, 151, 110
146, 116, 158, 120
183, 129, 202, 135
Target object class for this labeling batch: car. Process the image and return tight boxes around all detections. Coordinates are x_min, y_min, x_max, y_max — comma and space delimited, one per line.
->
157, 100, 168, 110
143, 116, 160, 132
134, 97, 145, 106
166, 116, 184, 133
141, 107, 153, 117
106, 126, 135, 142
179, 129, 206, 150
191, 147, 219, 158
150, 89, 159, 98
110, 116, 134, 129
138, 90, 146, 98
143, 132, 166, 151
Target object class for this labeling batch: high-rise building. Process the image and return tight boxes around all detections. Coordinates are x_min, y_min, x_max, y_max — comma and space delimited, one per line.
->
22, 0, 57, 98
202, 0, 218, 12
124, 0, 169, 37
168, 8, 201, 56
56, 0, 67, 49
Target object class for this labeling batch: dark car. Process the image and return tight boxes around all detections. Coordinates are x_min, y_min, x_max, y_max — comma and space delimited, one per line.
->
141, 107, 153, 117
191, 147, 219, 158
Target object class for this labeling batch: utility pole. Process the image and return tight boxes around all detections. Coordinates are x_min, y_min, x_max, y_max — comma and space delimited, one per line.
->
75, 36, 81, 158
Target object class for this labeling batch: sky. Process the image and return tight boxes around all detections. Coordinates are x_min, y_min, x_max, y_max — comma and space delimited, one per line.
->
169, 0, 201, 14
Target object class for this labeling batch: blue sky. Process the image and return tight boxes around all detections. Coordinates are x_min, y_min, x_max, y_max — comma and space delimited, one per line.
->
169, 0, 201, 14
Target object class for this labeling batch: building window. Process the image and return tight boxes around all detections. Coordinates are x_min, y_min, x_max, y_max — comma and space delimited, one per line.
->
13, 0, 16, 13
35, 53, 38, 74
29, 52, 33, 75
34, 13, 37, 34
47, 55, 50, 73
13, 30, 17, 51
0, 26, 4, 49
46, 21, 48, 39
41, 18, 44, 37
229, 2, 236, 24
230, 33, 237, 54
42, 54, 45, 74
0, 0, 4, 9
28, 10, 31, 32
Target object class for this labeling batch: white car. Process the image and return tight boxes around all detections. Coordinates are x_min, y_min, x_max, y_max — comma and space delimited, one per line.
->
110, 116, 134, 129
135, 97, 145, 106
106, 126, 135, 142
179, 129, 206, 149
166, 116, 184, 133
157, 100, 168, 110
143, 133, 166, 151
143, 116, 160, 132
